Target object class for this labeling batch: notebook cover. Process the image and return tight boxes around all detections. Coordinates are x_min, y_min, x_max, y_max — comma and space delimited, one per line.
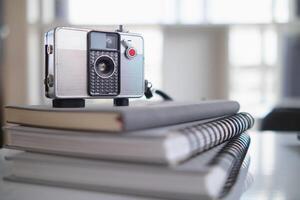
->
5, 100, 240, 132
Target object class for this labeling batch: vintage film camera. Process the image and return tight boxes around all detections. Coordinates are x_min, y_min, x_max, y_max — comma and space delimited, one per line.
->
44, 26, 144, 106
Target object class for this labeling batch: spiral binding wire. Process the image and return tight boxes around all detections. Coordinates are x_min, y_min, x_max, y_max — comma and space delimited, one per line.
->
178, 112, 254, 153
215, 133, 251, 198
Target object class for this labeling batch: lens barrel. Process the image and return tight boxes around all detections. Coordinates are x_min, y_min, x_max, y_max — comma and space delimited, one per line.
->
94, 55, 115, 78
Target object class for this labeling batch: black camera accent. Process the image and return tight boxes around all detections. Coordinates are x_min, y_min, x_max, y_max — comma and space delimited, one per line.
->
52, 98, 85, 108
87, 31, 120, 97
88, 50, 119, 96
113, 98, 129, 106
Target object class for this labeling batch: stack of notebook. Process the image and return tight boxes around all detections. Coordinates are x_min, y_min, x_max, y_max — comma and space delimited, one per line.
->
1, 100, 254, 199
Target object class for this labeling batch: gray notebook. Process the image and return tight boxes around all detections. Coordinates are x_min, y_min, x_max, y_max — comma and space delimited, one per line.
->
4, 133, 250, 200
3, 113, 254, 165
5, 100, 240, 132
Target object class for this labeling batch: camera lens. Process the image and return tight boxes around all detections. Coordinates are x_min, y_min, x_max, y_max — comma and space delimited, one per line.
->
94, 55, 115, 78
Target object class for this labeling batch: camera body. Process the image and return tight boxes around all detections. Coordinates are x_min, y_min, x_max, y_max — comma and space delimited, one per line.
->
44, 27, 144, 99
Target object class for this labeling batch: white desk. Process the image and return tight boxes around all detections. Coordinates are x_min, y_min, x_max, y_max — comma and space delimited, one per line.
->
242, 132, 300, 200
0, 131, 299, 200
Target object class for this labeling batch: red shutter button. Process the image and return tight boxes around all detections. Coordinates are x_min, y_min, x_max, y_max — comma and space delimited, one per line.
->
126, 47, 137, 59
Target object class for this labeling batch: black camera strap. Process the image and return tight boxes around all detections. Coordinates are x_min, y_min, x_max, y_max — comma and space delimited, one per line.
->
144, 80, 173, 101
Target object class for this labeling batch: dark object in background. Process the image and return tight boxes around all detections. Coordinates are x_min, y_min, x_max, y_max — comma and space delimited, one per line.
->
296, 0, 300, 18
282, 34, 300, 98
261, 107, 300, 131
265, 30, 300, 133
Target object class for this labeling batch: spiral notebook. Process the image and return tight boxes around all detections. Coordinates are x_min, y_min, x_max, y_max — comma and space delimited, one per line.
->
3, 112, 254, 165
4, 133, 251, 200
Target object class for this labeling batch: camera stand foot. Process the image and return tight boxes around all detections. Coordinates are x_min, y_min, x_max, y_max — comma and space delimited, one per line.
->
52, 98, 85, 108
113, 98, 129, 106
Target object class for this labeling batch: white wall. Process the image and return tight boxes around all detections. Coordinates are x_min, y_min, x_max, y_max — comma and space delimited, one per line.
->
162, 26, 229, 101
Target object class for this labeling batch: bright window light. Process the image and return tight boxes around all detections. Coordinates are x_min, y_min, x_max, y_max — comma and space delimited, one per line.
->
68, 0, 289, 25
179, 0, 205, 24
228, 26, 278, 117
207, 0, 272, 24
230, 68, 261, 91
162, 0, 177, 24
42, 0, 55, 24
68, 0, 167, 25
274, 0, 290, 23
229, 27, 262, 66
263, 28, 277, 65
27, 0, 39, 24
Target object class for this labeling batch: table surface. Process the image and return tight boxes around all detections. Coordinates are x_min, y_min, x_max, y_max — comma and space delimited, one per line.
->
0, 131, 299, 200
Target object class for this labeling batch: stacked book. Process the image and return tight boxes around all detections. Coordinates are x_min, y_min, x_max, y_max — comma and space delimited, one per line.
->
2, 100, 254, 199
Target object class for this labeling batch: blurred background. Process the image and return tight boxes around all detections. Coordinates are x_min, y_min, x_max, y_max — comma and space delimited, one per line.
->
1, 0, 300, 124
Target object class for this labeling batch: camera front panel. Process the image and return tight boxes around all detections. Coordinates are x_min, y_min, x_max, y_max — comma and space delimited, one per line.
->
46, 27, 91, 99
118, 33, 144, 98
88, 31, 120, 96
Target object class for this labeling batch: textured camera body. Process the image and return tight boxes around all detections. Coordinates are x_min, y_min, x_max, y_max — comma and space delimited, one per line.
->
44, 27, 144, 99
